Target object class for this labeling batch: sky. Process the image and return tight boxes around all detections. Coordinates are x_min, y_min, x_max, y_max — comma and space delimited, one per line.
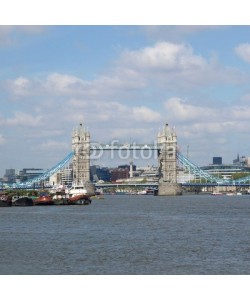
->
2, 4, 250, 176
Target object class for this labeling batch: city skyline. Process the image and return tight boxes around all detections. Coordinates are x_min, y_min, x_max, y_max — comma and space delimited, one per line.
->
2, 25, 250, 175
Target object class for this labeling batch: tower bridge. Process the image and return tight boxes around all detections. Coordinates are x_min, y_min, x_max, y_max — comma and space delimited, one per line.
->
70, 122, 182, 195
6, 122, 250, 193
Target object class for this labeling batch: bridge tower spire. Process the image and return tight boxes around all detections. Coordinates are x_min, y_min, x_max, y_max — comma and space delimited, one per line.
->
72, 122, 90, 185
157, 123, 182, 196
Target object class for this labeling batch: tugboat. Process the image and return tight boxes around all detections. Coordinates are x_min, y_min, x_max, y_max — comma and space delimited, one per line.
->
33, 191, 54, 205
66, 184, 92, 205
0, 193, 12, 207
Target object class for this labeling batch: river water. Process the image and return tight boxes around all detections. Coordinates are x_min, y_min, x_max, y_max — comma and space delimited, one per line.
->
1, 194, 250, 275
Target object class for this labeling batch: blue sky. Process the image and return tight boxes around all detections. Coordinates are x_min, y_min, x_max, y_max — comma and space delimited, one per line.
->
2, 25, 250, 175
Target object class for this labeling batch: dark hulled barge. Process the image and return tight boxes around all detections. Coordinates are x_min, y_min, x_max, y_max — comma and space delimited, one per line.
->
12, 196, 34, 206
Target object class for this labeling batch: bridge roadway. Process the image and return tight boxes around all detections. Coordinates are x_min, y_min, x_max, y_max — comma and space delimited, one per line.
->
94, 182, 250, 188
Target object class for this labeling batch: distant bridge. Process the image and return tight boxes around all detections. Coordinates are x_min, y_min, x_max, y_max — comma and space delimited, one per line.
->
4, 149, 250, 189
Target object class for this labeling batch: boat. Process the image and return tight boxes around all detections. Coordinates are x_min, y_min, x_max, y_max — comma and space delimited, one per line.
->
137, 190, 147, 195
66, 184, 92, 205
0, 194, 12, 207
146, 188, 158, 195
12, 196, 33, 206
33, 192, 54, 205
52, 190, 69, 205
211, 192, 224, 196
137, 188, 158, 195
226, 192, 242, 196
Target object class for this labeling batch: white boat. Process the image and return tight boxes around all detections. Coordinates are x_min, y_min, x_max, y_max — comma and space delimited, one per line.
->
66, 184, 92, 205
137, 188, 157, 195
226, 192, 234, 196
68, 184, 88, 195
137, 190, 147, 195
226, 192, 242, 196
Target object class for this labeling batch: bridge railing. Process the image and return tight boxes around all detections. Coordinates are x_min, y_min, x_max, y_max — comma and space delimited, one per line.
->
177, 151, 222, 183
177, 151, 250, 185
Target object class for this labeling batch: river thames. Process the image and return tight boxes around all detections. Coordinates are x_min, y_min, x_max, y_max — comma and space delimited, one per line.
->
1, 194, 250, 275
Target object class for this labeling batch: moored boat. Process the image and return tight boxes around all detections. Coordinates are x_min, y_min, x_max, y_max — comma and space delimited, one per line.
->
33, 192, 54, 205
12, 196, 33, 206
137, 188, 158, 195
211, 192, 224, 196
137, 190, 147, 195
146, 188, 158, 195
52, 191, 69, 205
0, 194, 12, 207
66, 184, 92, 205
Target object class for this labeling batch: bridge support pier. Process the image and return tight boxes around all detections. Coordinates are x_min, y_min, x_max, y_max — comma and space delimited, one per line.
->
158, 182, 182, 196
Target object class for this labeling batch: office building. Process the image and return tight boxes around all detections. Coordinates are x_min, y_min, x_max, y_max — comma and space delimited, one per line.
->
213, 157, 222, 165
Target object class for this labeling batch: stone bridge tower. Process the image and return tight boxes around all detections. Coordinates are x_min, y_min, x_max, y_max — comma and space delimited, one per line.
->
72, 123, 90, 185
157, 123, 182, 196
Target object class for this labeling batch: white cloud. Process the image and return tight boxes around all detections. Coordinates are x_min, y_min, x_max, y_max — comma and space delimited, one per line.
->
5, 42, 245, 103
67, 98, 161, 124
160, 94, 250, 165
95, 69, 146, 91
6, 69, 145, 100
4, 112, 43, 127
121, 42, 206, 71
31, 140, 68, 151
164, 97, 217, 121
164, 96, 250, 130
10, 77, 32, 96
119, 42, 245, 89
45, 73, 89, 94
132, 106, 162, 122
164, 96, 248, 138
235, 43, 250, 63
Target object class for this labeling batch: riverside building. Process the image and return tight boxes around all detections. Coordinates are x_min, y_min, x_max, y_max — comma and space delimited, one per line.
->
201, 156, 250, 180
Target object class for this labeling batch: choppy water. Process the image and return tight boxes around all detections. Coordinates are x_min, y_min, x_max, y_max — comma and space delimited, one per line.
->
1, 194, 250, 275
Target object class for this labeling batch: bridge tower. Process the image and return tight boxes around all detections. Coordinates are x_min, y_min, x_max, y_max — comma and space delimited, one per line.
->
157, 123, 182, 196
72, 123, 90, 185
